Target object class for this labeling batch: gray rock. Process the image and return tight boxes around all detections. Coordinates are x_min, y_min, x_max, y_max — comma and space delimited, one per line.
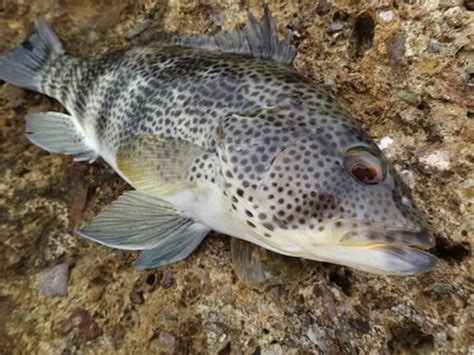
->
160, 270, 175, 289
427, 39, 441, 53
149, 331, 176, 354
316, 0, 331, 16
36, 263, 69, 297
326, 22, 344, 34
129, 289, 145, 304
307, 324, 337, 352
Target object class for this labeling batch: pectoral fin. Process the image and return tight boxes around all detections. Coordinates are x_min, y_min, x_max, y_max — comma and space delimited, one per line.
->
78, 191, 210, 263
116, 134, 209, 197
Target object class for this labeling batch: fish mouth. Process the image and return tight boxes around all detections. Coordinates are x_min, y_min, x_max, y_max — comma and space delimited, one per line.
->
319, 225, 438, 275
384, 228, 435, 249
340, 226, 435, 250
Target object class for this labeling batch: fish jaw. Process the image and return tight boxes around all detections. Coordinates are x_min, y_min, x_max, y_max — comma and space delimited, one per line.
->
294, 224, 437, 275
339, 225, 435, 249
302, 243, 437, 275
239, 218, 437, 275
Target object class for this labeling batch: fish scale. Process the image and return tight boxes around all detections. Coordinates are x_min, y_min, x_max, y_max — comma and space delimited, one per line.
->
0, 5, 437, 277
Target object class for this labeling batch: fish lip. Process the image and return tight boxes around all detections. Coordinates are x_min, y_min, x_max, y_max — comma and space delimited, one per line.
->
383, 227, 435, 249
340, 225, 435, 249
371, 244, 438, 275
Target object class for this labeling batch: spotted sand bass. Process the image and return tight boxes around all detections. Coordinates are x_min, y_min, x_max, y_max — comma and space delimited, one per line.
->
0, 6, 437, 275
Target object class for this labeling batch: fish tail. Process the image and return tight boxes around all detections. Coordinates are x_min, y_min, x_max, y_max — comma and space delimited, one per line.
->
0, 18, 64, 93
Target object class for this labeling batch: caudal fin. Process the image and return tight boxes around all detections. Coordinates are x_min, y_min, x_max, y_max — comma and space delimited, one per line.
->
0, 18, 63, 92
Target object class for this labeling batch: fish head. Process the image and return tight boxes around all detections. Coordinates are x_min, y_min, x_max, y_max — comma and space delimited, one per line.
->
216, 111, 436, 275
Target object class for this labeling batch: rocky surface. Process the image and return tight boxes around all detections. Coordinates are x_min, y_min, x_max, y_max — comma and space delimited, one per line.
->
36, 262, 70, 297
0, 0, 472, 353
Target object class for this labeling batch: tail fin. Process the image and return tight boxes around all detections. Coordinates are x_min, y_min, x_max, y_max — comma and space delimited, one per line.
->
0, 18, 64, 92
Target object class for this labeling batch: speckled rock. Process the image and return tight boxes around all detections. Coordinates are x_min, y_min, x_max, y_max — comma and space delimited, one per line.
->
0, 0, 472, 353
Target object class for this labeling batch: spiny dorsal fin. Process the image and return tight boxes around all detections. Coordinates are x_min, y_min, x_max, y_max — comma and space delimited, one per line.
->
170, 4, 296, 65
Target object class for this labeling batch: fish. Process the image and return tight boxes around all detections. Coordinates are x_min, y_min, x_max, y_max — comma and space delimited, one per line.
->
0, 5, 437, 276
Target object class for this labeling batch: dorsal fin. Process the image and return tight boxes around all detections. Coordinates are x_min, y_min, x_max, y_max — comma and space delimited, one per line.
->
169, 4, 296, 65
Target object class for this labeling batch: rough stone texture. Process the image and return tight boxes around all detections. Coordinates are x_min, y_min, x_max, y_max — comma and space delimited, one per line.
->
0, 0, 472, 354
36, 262, 70, 297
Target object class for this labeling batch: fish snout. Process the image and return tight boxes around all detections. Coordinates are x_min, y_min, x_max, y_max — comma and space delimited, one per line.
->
383, 228, 435, 249
327, 224, 437, 275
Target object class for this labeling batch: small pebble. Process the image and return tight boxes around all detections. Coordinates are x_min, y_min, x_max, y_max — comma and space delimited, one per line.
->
323, 79, 336, 87
159, 331, 176, 352
61, 309, 103, 341
378, 10, 394, 23
149, 331, 176, 353
88, 31, 99, 43
419, 150, 451, 170
433, 283, 455, 295
36, 263, 69, 297
400, 169, 417, 187
377, 136, 394, 150
427, 39, 441, 53
160, 271, 175, 289
316, 0, 331, 16
326, 22, 344, 34
129, 289, 145, 304
434, 331, 448, 346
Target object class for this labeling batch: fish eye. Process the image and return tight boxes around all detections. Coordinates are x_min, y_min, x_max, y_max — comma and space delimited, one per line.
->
344, 147, 385, 185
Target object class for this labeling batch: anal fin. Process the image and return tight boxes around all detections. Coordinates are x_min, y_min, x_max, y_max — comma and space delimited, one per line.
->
78, 191, 210, 268
26, 112, 97, 162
